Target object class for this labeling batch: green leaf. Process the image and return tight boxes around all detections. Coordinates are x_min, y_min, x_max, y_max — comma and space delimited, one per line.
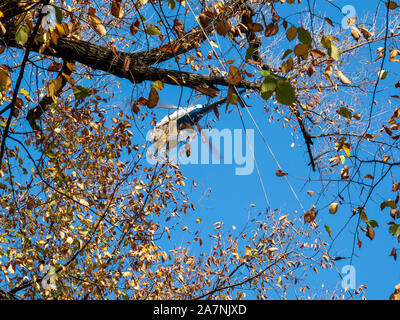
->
328, 43, 340, 61
230, 93, 238, 105
168, 0, 175, 10
259, 79, 276, 101
15, 25, 29, 46
245, 46, 255, 61
261, 79, 277, 93
339, 107, 352, 119
55, 6, 63, 24
297, 27, 312, 45
258, 70, 271, 77
324, 225, 332, 237
282, 49, 293, 60
389, 224, 400, 237
73, 85, 90, 100
358, 209, 368, 223
260, 90, 274, 101
378, 70, 388, 80
276, 79, 295, 106
146, 25, 161, 36
34, 34, 44, 45
45, 151, 56, 159
367, 220, 379, 228
387, 199, 397, 209
321, 35, 331, 49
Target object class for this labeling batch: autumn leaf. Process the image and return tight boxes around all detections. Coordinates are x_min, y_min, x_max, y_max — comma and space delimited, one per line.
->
359, 25, 374, 40
247, 23, 264, 32
297, 27, 312, 45
130, 20, 140, 36
275, 169, 288, 177
337, 70, 352, 85
0, 67, 11, 93
264, 23, 279, 37
173, 19, 185, 38
111, 1, 124, 18
286, 26, 297, 41
329, 203, 339, 214
304, 206, 318, 223
89, 15, 107, 36
152, 80, 164, 91
390, 248, 397, 261
328, 43, 340, 61
147, 87, 159, 108
146, 25, 161, 36
386, 1, 399, 10
378, 70, 388, 80
227, 65, 241, 86
46, 77, 63, 98
366, 225, 375, 240
294, 43, 309, 57
216, 19, 230, 36
351, 26, 361, 41
340, 165, 349, 180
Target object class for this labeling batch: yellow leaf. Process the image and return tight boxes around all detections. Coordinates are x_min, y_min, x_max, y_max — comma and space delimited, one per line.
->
337, 70, 352, 85
79, 198, 89, 206
0, 67, 11, 93
343, 143, 351, 157
89, 15, 107, 36
329, 203, 339, 214
45, 76, 63, 98
55, 22, 69, 36
152, 80, 164, 91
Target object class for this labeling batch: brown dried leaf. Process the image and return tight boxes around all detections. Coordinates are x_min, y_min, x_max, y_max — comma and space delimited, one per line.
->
227, 65, 241, 86
147, 87, 159, 108
366, 225, 375, 240
304, 206, 317, 223
275, 169, 288, 177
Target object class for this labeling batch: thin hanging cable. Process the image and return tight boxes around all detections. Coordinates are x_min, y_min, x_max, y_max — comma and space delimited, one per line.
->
186, 1, 303, 212
234, 88, 306, 213
185, 1, 271, 209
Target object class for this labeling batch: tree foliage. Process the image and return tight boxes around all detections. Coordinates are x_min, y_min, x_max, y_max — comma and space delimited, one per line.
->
0, 0, 399, 299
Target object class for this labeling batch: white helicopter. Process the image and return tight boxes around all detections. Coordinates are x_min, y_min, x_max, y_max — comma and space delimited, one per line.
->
148, 89, 246, 160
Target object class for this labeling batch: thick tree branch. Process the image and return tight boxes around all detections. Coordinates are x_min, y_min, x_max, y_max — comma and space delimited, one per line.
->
2, 34, 259, 91
138, 0, 248, 66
